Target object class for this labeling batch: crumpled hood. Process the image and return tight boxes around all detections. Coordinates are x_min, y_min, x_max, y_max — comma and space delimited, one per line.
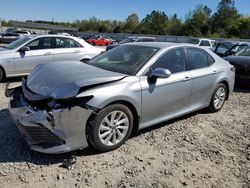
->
224, 56, 250, 66
26, 61, 126, 99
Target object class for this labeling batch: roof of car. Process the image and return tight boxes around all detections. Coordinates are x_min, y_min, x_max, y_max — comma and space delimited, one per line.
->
123, 42, 199, 49
128, 36, 156, 39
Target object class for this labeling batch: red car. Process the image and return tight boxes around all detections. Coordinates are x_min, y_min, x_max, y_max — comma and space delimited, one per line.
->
86, 36, 113, 46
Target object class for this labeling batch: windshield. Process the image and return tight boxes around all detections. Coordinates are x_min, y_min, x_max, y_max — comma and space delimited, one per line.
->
87, 45, 160, 75
119, 38, 136, 44
235, 46, 250, 56
186, 39, 200, 44
5, 36, 32, 50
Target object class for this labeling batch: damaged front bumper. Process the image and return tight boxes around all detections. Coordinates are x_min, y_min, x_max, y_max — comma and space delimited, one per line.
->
8, 87, 93, 154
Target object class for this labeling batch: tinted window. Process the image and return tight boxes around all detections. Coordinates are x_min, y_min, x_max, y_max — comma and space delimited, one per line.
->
188, 48, 208, 70
55, 38, 82, 48
152, 48, 186, 74
26, 37, 53, 50
216, 44, 229, 54
200, 40, 210, 47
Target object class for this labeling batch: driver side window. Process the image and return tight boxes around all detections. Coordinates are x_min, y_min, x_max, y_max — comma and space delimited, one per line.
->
26, 37, 53, 50
151, 48, 187, 74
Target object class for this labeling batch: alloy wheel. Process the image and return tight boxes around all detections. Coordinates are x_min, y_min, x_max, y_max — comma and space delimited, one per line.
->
213, 86, 226, 110
98, 110, 129, 146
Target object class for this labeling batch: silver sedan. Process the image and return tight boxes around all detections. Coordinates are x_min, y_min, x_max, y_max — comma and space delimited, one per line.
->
7, 42, 235, 154
0, 35, 103, 81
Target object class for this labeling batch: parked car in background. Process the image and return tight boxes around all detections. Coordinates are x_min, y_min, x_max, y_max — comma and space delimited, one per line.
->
106, 36, 157, 50
186, 38, 216, 49
6, 42, 235, 154
0, 35, 104, 81
212, 40, 250, 57
86, 36, 113, 46
224, 46, 250, 84
1, 33, 25, 44
15, 30, 32, 35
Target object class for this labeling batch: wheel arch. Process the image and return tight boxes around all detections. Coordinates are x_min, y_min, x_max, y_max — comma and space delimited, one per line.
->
219, 80, 230, 100
87, 100, 140, 136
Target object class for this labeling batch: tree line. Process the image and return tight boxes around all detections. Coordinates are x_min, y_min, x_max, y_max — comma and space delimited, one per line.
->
2, 0, 250, 39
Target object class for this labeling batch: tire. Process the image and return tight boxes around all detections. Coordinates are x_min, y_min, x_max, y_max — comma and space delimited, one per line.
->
0, 67, 5, 82
208, 83, 227, 112
88, 104, 133, 152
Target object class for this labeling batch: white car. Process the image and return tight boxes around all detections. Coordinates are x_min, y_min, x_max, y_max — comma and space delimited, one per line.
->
0, 35, 104, 81
186, 38, 216, 49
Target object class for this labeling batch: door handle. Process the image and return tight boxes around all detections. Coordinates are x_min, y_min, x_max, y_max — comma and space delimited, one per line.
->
183, 76, 191, 81
44, 52, 52, 56
74, 50, 80, 53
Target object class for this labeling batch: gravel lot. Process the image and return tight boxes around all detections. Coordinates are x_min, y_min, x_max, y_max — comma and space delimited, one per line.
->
0, 79, 249, 188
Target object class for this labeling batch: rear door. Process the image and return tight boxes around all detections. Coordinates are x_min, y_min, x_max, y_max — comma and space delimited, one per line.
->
53, 37, 84, 62
187, 47, 217, 109
13, 37, 54, 74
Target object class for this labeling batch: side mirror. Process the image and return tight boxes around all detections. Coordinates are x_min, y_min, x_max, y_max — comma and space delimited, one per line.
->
19, 46, 30, 52
149, 68, 171, 79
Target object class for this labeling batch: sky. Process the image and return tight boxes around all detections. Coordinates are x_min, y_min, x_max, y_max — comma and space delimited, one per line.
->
0, 0, 249, 22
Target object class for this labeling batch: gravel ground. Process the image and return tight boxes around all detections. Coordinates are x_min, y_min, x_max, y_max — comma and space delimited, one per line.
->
0, 80, 249, 188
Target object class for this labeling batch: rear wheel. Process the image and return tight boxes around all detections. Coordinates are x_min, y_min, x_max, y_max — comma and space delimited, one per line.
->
209, 83, 227, 112
88, 104, 133, 152
0, 67, 5, 82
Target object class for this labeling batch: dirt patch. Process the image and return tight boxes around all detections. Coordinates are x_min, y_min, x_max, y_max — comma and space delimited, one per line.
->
0, 82, 249, 188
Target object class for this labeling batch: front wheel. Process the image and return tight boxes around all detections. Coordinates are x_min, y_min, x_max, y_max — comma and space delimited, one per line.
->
208, 83, 227, 112
88, 104, 133, 152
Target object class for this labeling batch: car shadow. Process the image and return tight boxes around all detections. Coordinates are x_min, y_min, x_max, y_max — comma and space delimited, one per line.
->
0, 77, 23, 83
234, 84, 250, 93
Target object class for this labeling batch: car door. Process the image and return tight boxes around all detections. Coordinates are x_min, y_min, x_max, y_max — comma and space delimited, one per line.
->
53, 37, 84, 62
187, 47, 217, 109
140, 47, 192, 128
13, 37, 54, 74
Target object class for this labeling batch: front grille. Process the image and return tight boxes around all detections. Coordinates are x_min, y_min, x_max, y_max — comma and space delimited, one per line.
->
23, 125, 65, 148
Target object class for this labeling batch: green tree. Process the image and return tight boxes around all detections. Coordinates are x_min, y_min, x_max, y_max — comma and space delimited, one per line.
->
167, 14, 183, 35
123, 13, 139, 33
212, 0, 240, 37
140, 10, 168, 35
182, 5, 212, 37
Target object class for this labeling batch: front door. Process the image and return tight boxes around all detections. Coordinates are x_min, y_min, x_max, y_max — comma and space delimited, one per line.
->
140, 47, 192, 129
13, 37, 54, 74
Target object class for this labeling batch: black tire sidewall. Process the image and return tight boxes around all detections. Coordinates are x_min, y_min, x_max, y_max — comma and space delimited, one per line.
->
209, 83, 227, 112
0, 68, 4, 82
89, 104, 133, 152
